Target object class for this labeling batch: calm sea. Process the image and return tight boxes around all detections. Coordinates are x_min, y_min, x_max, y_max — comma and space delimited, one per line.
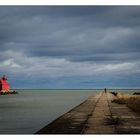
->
0, 89, 139, 134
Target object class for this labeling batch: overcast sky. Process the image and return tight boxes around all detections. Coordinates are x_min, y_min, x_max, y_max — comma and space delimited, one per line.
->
0, 6, 140, 89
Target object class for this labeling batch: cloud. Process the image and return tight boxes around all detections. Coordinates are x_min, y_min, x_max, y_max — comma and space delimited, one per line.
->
0, 6, 140, 88
0, 58, 21, 68
1, 52, 139, 78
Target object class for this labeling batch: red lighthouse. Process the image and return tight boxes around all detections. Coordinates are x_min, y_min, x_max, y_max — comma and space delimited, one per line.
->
0, 75, 10, 92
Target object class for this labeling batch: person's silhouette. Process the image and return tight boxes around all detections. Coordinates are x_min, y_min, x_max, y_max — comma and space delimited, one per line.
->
104, 88, 107, 93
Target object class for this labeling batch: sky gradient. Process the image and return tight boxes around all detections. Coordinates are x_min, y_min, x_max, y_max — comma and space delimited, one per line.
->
0, 6, 140, 89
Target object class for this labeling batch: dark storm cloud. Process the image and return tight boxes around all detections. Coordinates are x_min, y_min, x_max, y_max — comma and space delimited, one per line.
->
0, 6, 140, 61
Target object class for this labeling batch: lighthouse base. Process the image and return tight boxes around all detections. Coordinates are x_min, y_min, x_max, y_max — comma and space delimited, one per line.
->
0, 91, 18, 95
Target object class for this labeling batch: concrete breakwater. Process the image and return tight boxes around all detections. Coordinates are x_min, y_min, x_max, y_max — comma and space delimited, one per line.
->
36, 92, 140, 134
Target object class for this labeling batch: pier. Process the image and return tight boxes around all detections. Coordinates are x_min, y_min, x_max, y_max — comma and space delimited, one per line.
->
36, 92, 140, 134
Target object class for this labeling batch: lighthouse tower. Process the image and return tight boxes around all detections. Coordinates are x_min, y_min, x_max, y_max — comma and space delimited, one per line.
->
0, 75, 10, 92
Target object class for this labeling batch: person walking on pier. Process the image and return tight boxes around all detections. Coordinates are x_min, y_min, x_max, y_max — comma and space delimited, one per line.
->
104, 88, 107, 93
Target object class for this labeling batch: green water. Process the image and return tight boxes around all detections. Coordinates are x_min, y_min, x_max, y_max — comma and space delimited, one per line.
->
0, 89, 100, 134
